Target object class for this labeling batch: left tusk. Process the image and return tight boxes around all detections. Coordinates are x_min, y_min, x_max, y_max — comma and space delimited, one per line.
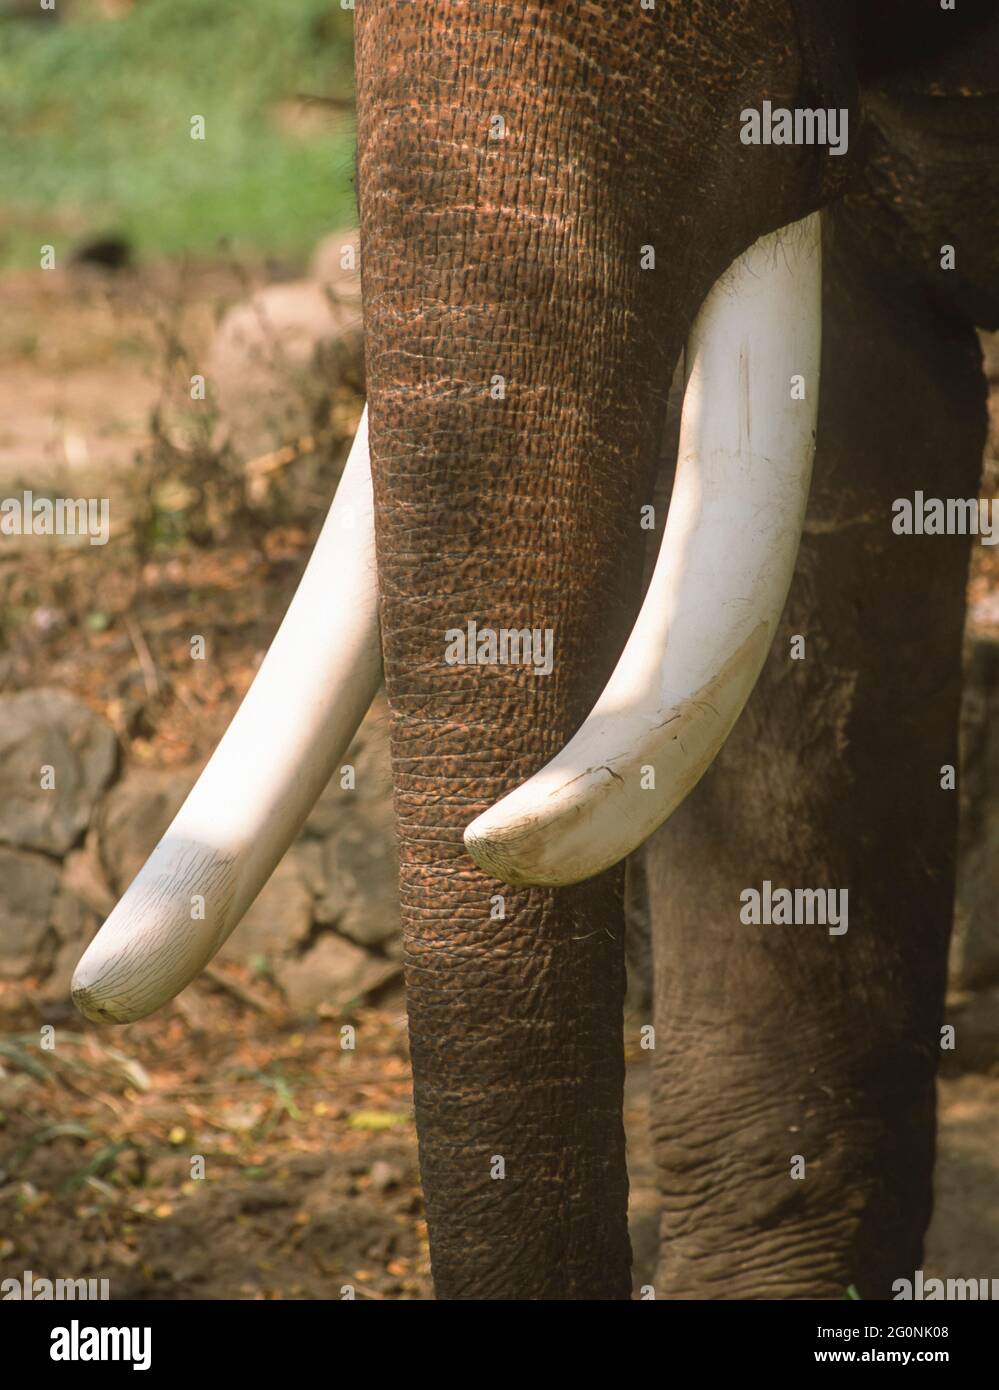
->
464, 213, 822, 887
72, 408, 382, 1022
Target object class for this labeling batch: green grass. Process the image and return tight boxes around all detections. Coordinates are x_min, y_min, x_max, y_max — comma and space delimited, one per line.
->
0, 0, 357, 267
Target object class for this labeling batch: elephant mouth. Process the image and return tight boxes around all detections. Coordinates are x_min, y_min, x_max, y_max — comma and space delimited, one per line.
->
71, 214, 820, 1022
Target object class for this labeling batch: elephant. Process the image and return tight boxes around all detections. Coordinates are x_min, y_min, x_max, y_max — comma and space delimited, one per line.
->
70, 0, 999, 1299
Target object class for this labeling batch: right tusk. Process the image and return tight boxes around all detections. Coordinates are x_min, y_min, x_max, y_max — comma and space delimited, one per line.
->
464, 213, 823, 887
72, 407, 382, 1023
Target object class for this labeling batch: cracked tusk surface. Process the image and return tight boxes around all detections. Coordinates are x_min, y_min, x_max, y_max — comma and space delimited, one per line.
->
464, 213, 822, 887
72, 408, 382, 1022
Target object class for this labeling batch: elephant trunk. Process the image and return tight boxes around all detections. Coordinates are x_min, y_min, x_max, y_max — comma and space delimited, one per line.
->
356, 4, 694, 1298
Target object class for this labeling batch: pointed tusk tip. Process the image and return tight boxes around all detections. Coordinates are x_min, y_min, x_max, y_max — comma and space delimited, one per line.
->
70, 950, 153, 1026
463, 818, 536, 886
463, 815, 577, 888
70, 977, 131, 1026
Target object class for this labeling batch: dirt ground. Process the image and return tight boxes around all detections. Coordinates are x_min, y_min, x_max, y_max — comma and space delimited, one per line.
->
1, 264, 997, 1300
1, 994, 430, 1300
3, 992, 996, 1300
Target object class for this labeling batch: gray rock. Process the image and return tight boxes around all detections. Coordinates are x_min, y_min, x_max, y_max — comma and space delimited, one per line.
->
60, 839, 115, 919
41, 918, 92, 1005
304, 701, 399, 948
37, 844, 111, 1003
97, 765, 199, 895
210, 275, 362, 461
302, 702, 393, 835
274, 932, 400, 1015
316, 819, 398, 949
0, 846, 62, 979
0, 689, 117, 857
218, 851, 314, 964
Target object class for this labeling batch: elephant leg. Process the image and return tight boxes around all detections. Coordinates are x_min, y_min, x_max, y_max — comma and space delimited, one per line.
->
645, 208, 988, 1300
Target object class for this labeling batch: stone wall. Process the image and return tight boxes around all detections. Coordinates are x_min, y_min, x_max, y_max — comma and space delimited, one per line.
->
0, 690, 400, 1015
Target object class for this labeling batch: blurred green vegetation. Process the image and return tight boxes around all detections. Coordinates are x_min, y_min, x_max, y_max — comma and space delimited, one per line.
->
0, 0, 357, 267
